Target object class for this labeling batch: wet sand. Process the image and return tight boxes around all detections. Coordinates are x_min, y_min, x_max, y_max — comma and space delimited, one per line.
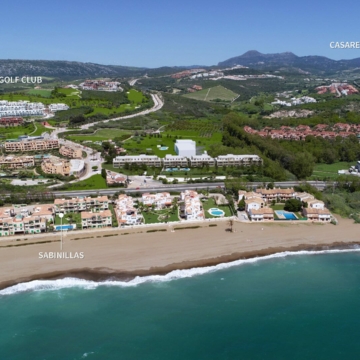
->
0, 219, 359, 290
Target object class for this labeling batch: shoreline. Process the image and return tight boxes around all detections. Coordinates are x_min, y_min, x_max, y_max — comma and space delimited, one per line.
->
0, 219, 359, 292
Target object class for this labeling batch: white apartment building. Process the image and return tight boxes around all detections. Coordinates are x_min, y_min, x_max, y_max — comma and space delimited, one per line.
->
189, 152, 215, 167
48, 103, 69, 112
81, 210, 112, 229
54, 196, 109, 213
215, 154, 262, 167
163, 154, 188, 167
113, 154, 162, 167
180, 190, 204, 220
174, 139, 196, 157
141, 192, 172, 210
115, 194, 142, 225
0, 100, 45, 117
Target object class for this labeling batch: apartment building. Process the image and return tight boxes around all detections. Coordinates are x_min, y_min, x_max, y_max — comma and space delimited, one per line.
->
113, 154, 162, 167
0, 155, 35, 169
255, 188, 295, 203
247, 208, 274, 222
48, 103, 69, 112
5, 139, 59, 152
215, 154, 263, 167
179, 190, 204, 220
303, 208, 331, 222
54, 196, 109, 214
59, 145, 83, 159
41, 156, 70, 176
0, 117, 24, 126
294, 192, 325, 210
0, 100, 45, 117
189, 153, 215, 167
0, 204, 53, 237
115, 194, 142, 225
81, 210, 112, 229
141, 192, 172, 210
163, 154, 188, 167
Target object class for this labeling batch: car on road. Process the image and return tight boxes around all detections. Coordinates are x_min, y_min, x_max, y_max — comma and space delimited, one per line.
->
136, 187, 140, 190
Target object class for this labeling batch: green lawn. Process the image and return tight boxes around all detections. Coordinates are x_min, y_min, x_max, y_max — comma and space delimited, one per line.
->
202, 198, 232, 218
27, 89, 52, 97
63, 174, 107, 191
142, 208, 179, 223
67, 129, 132, 143
0, 123, 35, 140
127, 89, 145, 103
310, 162, 355, 180
54, 212, 82, 227
183, 85, 238, 102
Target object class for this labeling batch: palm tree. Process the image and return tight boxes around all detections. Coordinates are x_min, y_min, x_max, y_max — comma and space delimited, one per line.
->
227, 219, 234, 233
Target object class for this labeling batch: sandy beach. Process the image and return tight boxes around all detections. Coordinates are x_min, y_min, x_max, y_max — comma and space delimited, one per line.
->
0, 218, 359, 290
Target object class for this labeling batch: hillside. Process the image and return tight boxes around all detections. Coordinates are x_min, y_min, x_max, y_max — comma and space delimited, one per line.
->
218, 51, 360, 74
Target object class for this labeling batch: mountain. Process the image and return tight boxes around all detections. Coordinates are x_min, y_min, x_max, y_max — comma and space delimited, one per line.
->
218, 51, 360, 74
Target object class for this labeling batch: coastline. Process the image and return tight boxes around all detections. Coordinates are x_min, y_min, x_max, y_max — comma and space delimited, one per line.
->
0, 219, 359, 291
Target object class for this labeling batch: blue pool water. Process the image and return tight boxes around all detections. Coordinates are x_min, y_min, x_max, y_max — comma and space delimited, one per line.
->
165, 167, 190, 172
159, 146, 168, 150
275, 210, 297, 220
209, 208, 225, 216
55, 224, 76, 231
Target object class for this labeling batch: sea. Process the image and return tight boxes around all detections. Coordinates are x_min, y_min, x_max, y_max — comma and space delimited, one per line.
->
1, 249, 360, 359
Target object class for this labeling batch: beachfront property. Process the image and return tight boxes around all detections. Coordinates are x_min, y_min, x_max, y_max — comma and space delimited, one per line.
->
255, 188, 295, 203
113, 154, 162, 167
248, 208, 274, 222
0, 155, 35, 169
54, 196, 109, 214
215, 154, 263, 167
141, 192, 172, 210
294, 192, 325, 210
4, 138, 59, 152
163, 154, 189, 167
174, 139, 196, 157
81, 210, 112, 229
302, 208, 331, 222
115, 194, 142, 225
179, 190, 204, 220
59, 145, 83, 159
189, 152, 215, 167
41, 156, 70, 176
238, 190, 273, 221
0, 100, 45, 117
0, 204, 54, 237
0, 117, 24, 127
106, 170, 126, 186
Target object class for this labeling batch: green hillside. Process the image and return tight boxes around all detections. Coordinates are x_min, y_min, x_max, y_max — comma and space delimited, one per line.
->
183, 85, 238, 102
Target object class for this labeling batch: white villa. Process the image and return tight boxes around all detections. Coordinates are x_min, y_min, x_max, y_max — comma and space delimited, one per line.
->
115, 194, 142, 225
180, 190, 204, 220
141, 192, 172, 210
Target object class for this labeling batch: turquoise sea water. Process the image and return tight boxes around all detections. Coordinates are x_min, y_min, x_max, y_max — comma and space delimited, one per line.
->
2, 250, 360, 359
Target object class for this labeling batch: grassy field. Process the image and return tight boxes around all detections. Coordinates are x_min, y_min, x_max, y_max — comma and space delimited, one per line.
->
124, 130, 222, 157
0, 123, 36, 140
27, 89, 52, 97
310, 162, 356, 179
63, 174, 107, 191
127, 89, 144, 103
202, 198, 232, 218
54, 213, 82, 228
142, 208, 179, 224
67, 129, 132, 143
183, 85, 238, 102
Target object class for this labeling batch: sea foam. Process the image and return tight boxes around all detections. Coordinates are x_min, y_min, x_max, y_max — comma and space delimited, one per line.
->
1, 248, 360, 296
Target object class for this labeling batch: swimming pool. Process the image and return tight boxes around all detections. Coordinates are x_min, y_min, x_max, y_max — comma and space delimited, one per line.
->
55, 224, 76, 231
208, 208, 225, 217
165, 167, 191, 172
159, 146, 168, 150
275, 210, 298, 220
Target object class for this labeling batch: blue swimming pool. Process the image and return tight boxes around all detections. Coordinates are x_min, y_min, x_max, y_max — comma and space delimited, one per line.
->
165, 167, 191, 172
275, 210, 298, 220
159, 146, 168, 150
208, 208, 225, 216
55, 224, 76, 231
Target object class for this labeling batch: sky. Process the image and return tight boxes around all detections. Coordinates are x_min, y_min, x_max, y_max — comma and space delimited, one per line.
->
2, 0, 360, 67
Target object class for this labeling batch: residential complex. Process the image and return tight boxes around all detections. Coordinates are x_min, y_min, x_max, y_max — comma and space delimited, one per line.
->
79, 80, 121, 91
0, 117, 24, 126
81, 210, 112, 229
115, 194, 142, 225
59, 145, 83, 159
5, 138, 59, 152
142, 192, 172, 210
48, 103, 69, 112
179, 190, 204, 220
189, 152, 216, 167
163, 154, 189, 167
113, 154, 162, 167
0, 100, 45, 117
41, 156, 70, 176
255, 188, 295, 203
0, 155, 35, 169
54, 196, 109, 214
215, 154, 263, 167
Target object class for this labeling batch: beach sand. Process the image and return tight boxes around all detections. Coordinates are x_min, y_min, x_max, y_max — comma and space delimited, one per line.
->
0, 219, 359, 290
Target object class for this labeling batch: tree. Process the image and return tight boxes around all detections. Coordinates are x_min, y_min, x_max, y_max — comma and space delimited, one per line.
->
284, 199, 302, 212
238, 197, 245, 211
101, 168, 106, 179
290, 153, 314, 180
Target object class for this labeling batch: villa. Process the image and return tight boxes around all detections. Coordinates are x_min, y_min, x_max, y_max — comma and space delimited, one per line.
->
179, 190, 204, 220
142, 192, 172, 209
248, 208, 274, 222
303, 208, 331, 222
115, 194, 142, 225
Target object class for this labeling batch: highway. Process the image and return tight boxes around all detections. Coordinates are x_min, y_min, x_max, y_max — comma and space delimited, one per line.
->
47, 180, 332, 198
